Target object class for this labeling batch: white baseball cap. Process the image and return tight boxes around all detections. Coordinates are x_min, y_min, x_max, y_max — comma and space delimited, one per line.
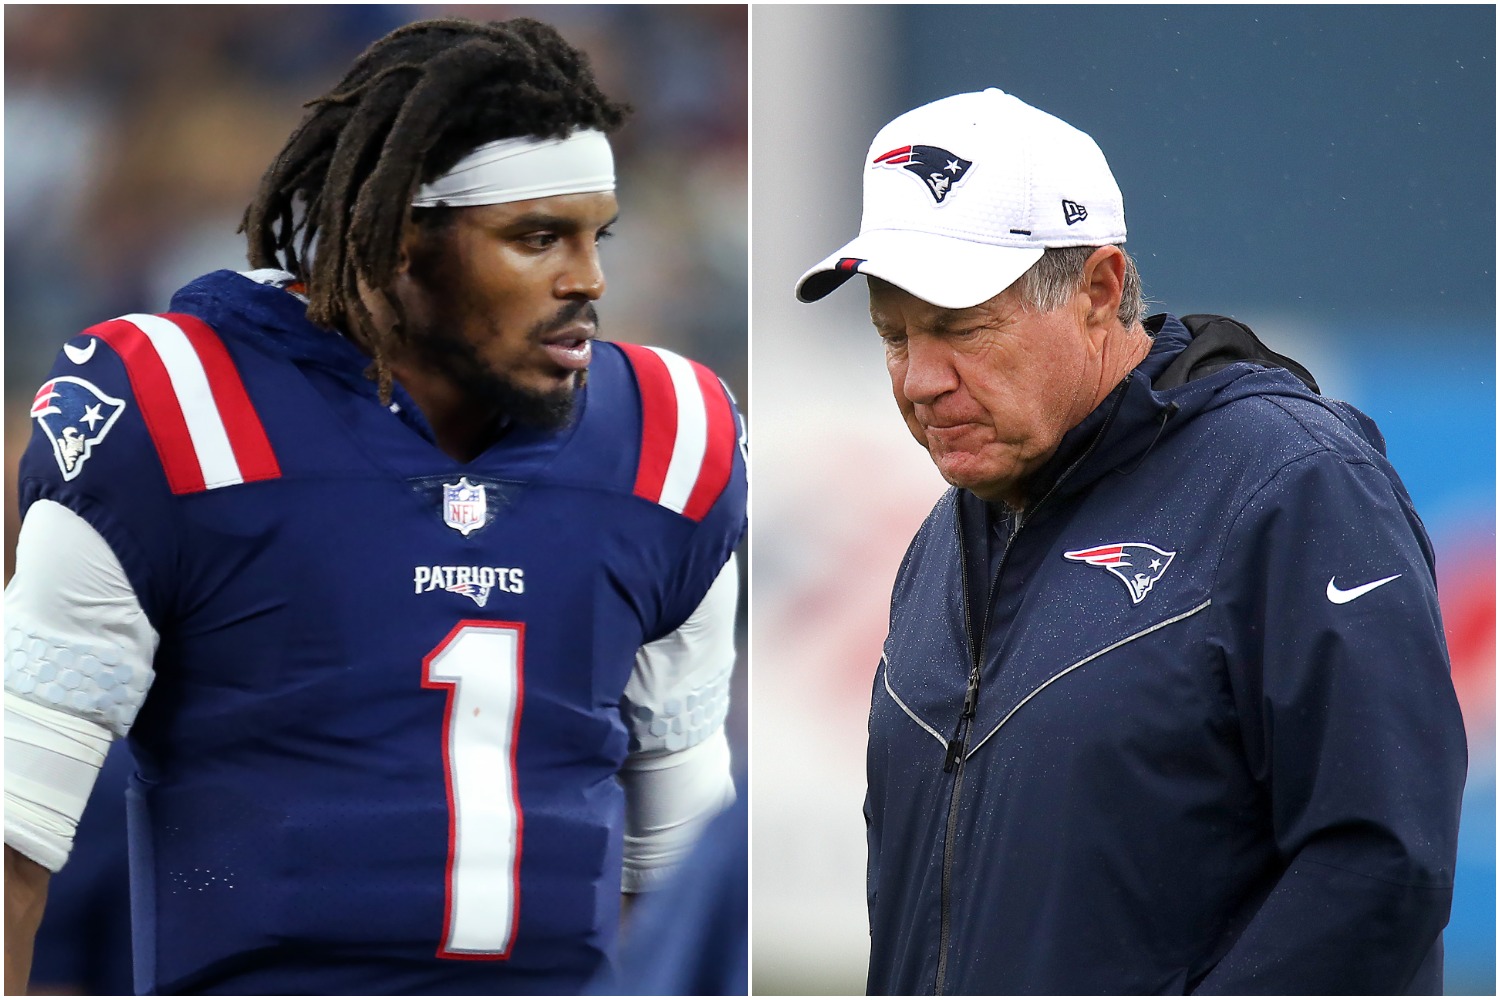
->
796, 88, 1126, 310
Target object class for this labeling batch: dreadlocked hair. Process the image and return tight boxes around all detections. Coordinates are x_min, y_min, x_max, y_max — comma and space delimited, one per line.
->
240, 17, 629, 400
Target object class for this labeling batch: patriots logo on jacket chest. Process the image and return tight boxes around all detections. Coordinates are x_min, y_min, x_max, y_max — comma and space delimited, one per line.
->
1064, 542, 1176, 604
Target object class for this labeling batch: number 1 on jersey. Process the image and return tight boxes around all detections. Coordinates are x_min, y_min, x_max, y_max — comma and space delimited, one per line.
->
422, 621, 525, 959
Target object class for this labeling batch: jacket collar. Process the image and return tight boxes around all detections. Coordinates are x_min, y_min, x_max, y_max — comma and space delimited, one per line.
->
1007, 315, 1190, 514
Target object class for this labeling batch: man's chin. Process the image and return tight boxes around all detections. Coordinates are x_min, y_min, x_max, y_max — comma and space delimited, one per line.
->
502, 377, 579, 432
932, 451, 1020, 505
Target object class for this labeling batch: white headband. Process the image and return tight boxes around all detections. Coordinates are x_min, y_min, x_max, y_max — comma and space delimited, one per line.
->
411, 129, 615, 208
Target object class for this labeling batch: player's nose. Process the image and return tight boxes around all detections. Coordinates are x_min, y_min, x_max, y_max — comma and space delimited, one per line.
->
556, 244, 605, 300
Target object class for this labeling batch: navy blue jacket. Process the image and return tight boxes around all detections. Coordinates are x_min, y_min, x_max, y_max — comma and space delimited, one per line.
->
866, 315, 1466, 995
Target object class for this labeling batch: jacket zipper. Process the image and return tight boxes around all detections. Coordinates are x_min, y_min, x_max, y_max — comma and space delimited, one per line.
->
934, 506, 1007, 995
931, 387, 1133, 995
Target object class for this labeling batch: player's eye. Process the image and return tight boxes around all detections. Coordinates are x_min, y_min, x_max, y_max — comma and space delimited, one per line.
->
595, 227, 614, 245
518, 232, 559, 251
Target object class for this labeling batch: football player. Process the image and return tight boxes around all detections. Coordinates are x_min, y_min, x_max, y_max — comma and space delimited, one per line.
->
5, 17, 746, 994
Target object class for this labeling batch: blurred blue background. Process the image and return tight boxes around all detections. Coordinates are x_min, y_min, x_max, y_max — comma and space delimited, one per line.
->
752, 5, 1493, 994
898, 6, 1493, 327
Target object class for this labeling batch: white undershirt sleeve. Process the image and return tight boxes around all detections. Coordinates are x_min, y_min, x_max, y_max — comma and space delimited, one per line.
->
619, 554, 740, 892
4, 499, 160, 871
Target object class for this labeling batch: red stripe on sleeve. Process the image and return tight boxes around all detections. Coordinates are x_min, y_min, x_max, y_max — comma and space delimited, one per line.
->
616, 342, 678, 504
90, 319, 206, 495
681, 363, 737, 523
164, 313, 281, 484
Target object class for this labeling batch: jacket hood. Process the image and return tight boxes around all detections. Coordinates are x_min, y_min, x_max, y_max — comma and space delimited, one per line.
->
1013, 313, 1375, 512
166, 268, 438, 425
168, 269, 375, 384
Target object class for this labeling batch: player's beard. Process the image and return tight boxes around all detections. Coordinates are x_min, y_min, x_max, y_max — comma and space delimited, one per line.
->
410, 300, 597, 434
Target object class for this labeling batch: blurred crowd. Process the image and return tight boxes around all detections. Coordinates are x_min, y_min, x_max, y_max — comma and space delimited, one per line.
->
5, 5, 747, 394
5, 6, 747, 993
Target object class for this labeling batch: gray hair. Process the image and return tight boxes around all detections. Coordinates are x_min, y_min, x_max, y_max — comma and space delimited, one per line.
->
1014, 245, 1146, 328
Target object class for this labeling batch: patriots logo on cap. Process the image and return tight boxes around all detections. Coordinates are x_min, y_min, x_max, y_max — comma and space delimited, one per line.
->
873, 145, 973, 204
30, 376, 126, 481
1064, 542, 1176, 604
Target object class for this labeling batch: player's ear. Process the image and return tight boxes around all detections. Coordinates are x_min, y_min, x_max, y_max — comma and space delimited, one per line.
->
395, 220, 419, 275
398, 208, 457, 275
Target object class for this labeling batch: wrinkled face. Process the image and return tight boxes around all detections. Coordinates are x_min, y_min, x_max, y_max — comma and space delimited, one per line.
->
870, 278, 1104, 506
394, 191, 617, 429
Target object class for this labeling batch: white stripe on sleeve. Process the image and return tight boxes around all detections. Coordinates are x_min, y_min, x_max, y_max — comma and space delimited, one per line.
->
651, 347, 710, 515
120, 312, 244, 488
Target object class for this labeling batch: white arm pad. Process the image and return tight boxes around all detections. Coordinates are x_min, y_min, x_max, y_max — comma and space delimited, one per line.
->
619, 555, 740, 891
4, 499, 159, 871
623, 554, 738, 754
5, 695, 112, 872
619, 728, 736, 893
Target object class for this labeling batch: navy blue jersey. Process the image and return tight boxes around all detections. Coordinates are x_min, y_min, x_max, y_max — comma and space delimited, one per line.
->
602, 786, 747, 996
30, 744, 134, 995
17, 270, 747, 994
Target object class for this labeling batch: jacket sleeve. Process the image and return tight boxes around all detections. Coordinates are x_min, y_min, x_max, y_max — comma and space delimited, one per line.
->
1195, 447, 1466, 994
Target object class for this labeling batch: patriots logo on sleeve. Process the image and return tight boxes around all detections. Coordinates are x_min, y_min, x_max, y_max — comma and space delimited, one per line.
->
872, 144, 974, 204
1064, 542, 1176, 604
30, 376, 127, 481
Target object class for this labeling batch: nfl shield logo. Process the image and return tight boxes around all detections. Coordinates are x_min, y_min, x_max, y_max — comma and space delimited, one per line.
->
442, 477, 487, 536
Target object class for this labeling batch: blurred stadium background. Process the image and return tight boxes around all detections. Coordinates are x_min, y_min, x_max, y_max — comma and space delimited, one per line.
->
751, 6, 1494, 996
4, 5, 745, 993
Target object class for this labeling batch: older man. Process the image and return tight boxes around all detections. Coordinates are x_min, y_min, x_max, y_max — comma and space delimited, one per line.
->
796, 89, 1466, 995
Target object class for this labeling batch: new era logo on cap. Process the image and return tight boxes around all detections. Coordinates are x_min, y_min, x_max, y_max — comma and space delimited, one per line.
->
872, 144, 974, 204
1063, 200, 1088, 225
